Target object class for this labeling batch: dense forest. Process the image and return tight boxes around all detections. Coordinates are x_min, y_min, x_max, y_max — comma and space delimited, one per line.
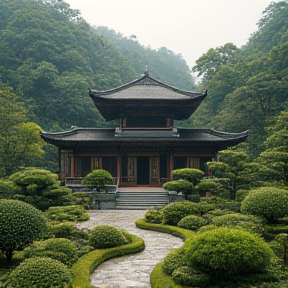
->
0, 0, 288, 178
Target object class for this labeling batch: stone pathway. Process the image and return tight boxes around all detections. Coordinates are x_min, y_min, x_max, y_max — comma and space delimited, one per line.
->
76, 210, 183, 288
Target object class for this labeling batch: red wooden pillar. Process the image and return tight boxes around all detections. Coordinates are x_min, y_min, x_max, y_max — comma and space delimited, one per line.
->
169, 152, 174, 181
71, 155, 75, 177
117, 154, 121, 186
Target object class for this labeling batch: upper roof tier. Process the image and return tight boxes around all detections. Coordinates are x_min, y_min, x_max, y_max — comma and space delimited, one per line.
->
89, 72, 207, 121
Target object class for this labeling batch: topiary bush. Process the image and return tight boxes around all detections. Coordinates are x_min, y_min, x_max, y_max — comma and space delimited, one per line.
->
0, 179, 19, 199
6, 257, 73, 288
241, 187, 288, 223
235, 189, 249, 202
0, 199, 47, 262
144, 210, 163, 224
211, 213, 264, 234
162, 247, 188, 276
187, 193, 200, 203
82, 169, 114, 189
195, 181, 221, 197
171, 168, 205, 186
48, 222, 89, 240
202, 209, 235, 222
185, 227, 274, 279
23, 238, 78, 267
172, 266, 211, 287
177, 215, 207, 231
162, 201, 201, 226
89, 225, 129, 249
45, 205, 89, 223
163, 180, 193, 195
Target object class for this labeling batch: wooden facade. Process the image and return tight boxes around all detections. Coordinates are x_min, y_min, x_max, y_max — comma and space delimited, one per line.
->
41, 73, 249, 186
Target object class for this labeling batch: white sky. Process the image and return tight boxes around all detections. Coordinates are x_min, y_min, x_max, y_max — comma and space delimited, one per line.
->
65, 0, 273, 68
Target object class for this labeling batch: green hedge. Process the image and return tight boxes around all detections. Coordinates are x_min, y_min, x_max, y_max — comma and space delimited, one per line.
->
71, 233, 144, 288
135, 219, 195, 241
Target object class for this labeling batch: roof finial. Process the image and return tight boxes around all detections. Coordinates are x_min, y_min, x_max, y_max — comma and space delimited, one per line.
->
144, 65, 149, 76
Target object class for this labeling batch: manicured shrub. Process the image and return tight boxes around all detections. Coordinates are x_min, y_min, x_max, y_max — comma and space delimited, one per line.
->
202, 209, 235, 222
89, 225, 129, 249
195, 181, 220, 197
45, 205, 89, 222
7, 257, 73, 288
163, 180, 193, 195
162, 201, 201, 226
211, 213, 264, 234
185, 227, 274, 279
235, 189, 249, 202
48, 222, 89, 240
172, 266, 211, 287
0, 179, 19, 199
162, 247, 188, 276
187, 193, 200, 203
0, 199, 47, 262
23, 238, 78, 267
82, 169, 114, 188
241, 187, 288, 223
171, 168, 204, 185
144, 210, 163, 224
177, 215, 207, 231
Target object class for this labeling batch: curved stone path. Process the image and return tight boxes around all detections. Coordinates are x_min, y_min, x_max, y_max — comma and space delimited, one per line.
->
76, 210, 183, 288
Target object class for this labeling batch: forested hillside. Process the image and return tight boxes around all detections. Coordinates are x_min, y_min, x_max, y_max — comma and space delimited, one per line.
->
0, 0, 194, 132
190, 1, 288, 158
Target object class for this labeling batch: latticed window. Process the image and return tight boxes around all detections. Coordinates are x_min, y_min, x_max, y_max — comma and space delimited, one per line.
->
187, 157, 200, 169
91, 157, 102, 170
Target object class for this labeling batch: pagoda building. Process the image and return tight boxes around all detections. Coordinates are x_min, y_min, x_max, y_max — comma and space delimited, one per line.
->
41, 72, 249, 186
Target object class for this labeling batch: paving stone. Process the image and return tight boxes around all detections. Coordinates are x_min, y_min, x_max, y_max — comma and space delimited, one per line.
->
77, 210, 183, 288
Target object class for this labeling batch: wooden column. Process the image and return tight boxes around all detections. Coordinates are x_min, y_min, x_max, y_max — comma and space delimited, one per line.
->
169, 152, 174, 181
117, 154, 121, 187
71, 155, 75, 177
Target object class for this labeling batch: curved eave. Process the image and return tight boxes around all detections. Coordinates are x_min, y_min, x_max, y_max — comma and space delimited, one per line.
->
40, 128, 249, 151
90, 93, 207, 121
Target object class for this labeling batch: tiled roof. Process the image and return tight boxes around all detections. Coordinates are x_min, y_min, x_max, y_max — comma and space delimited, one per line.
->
41, 127, 249, 149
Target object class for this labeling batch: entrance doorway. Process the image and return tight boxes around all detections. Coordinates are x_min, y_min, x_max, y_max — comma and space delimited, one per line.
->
137, 157, 150, 185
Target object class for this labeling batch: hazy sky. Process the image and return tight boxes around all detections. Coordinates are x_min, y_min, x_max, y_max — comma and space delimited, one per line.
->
66, 0, 272, 68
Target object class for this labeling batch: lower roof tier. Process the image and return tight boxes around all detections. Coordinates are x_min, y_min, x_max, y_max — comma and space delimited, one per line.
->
41, 127, 249, 151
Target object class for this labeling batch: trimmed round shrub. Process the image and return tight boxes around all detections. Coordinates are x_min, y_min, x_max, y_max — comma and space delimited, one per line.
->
185, 227, 274, 279
172, 266, 211, 287
82, 169, 114, 188
162, 201, 201, 226
23, 238, 78, 267
162, 247, 188, 276
241, 187, 288, 223
187, 193, 200, 203
0, 199, 47, 262
235, 189, 249, 202
48, 222, 89, 240
7, 257, 73, 288
202, 209, 235, 222
89, 225, 129, 249
144, 210, 163, 224
171, 168, 204, 185
211, 213, 264, 234
195, 181, 220, 197
45, 205, 89, 222
163, 180, 193, 195
177, 215, 207, 231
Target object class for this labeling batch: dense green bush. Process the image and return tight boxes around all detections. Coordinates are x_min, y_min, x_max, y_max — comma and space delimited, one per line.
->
185, 227, 274, 279
23, 238, 78, 267
187, 193, 200, 202
202, 209, 235, 222
211, 213, 264, 234
45, 205, 89, 223
0, 199, 47, 262
163, 180, 193, 195
144, 210, 163, 224
82, 169, 114, 188
7, 257, 73, 288
241, 187, 288, 223
48, 222, 89, 240
162, 247, 188, 276
177, 215, 207, 231
171, 168, 204, 185
235, 189, 249, 202
0, 179, 19, 199
195, 181, 220, 197
162, 201, 201, 226
172, 266, 211, 287
89, 225, 129, 249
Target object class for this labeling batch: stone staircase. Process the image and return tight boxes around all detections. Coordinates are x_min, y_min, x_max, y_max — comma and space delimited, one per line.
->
116, 187, 169, 209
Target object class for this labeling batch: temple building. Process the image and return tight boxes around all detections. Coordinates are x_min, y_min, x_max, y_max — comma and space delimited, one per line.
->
41, 72, 248, 187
